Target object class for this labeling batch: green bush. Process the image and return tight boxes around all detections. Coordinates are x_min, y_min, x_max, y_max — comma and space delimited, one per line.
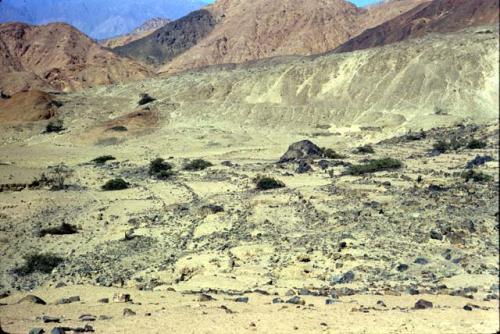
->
14, 253, 64, 276
92, 155, 116, 164
355, 145, 375, 154
183, 159, 213, 171
466, 139, 487, 150
346, 158, 402, 175
45, 120, 64, 133
255, 176, 285, 190
102, 178, 129, 191
321, 148, 345, 159
462, 170, 492, 183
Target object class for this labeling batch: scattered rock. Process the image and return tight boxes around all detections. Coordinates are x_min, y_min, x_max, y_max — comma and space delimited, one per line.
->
284, 289, 296, 296
197, 293, 215, 302
98, 315, 112, 321
98, 298, 109, 304
78, 314, 96, 321
50, 328, 65, 334
234, 296, 249, 303
463, 303, 480, 311
430, 230, 443, 241
42, 316, 61, 323
56, 296, 80, 305
286, 296, 305, 305
414, 299, 433, 309
279, 140, 322, 163
325, 299, 337, 305
396, 264, 409, 272
72, 325, 94, 332
466, 155, 493, 169
200, 204, 224, 215
17, 295, 47, 305
29, 329, 45, 334
414, 258, 429, 265
123, 308, 136, 316
272, 298, 283, 304
296, 160, 313, 173
113, 293, 131, 303
376, 300, 387, 307
331, 271, 355, 284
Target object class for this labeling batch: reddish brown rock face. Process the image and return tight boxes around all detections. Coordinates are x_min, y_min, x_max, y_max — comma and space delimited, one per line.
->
335, 0, 499, 53
0, 22, 153, 95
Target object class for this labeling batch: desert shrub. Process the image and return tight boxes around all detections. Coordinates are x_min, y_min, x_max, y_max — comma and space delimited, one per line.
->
433, 138, 467, 153
355, 145, 375, 154
462, 170, 492, 183
321, 148, 345, 159
183, 159, 213, 171
149, 158, 174, 179
405, 129, 426, 141
466, 139, 487, 150
30, 164, 72, 190
14, 253, 64, 276
432, 140, 451, 154
138, 93, 156, 106
255, 176, 285, 190
102, 178, 129, 191
39, 223, 78, 237
92, 155, 116, 164
346, 158, 402, 175
45, 120, 64, 133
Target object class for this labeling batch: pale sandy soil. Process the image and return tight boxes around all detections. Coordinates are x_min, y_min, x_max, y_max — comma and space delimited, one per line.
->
1, 285, 499, 334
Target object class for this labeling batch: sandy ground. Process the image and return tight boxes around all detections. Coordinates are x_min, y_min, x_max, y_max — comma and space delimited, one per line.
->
1, 285, 499, 334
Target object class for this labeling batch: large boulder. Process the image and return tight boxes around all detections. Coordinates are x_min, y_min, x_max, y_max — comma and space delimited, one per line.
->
279, 140, 322, 163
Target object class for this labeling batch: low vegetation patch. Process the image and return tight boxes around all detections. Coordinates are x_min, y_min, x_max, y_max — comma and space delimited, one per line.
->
183, 159, 213, 171
92, 155, 116, 164
39, 223, 78, 237
30, 164, 72, 191
321, 148, 345, 159
14, 253, 64, 276
149, 158, 174, 179
466, 139, 487, 150
346, 158, 402, 175
355, 145, 375, 154
255, 176, 285, 190
45, 120, 64, 133
432, 138, 469, 154
462, 170, 492, 183
102, 178, 129, 191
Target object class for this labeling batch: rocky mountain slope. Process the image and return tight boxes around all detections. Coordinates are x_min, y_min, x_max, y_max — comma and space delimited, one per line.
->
336, 0, 499, 52
116, 0, 428, 73
101, 18, 171, 49
0, 0, 211, 39
0, 22, 152, 95
104, 28, 499, 135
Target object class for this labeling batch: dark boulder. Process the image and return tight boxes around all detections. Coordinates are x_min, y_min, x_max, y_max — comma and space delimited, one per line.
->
279, 140, 322, 163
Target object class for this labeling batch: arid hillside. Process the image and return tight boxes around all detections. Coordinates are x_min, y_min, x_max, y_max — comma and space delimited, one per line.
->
336, 0, 499, 52
101, 18, 171, 49
116, 0, 428, 73
0, 22, 152, 95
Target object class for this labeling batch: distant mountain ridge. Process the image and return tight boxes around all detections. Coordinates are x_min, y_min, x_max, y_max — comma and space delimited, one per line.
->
101, 17, 172, 49
0, 0, 210, 39
116, 0, 429, 74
